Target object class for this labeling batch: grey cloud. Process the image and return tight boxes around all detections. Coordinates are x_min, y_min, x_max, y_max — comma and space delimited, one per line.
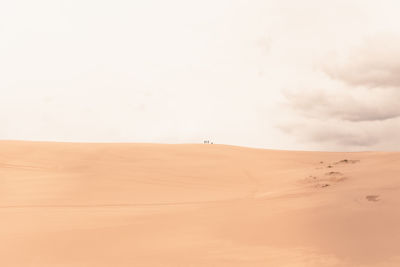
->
279, 117, 400, 150
307, 124, 379, 147
282, 34, 400, 149
285, 88, 400, 122
323, 34, 400, 88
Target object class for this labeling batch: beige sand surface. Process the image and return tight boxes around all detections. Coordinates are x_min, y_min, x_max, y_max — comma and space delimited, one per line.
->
1, 141, 400, 266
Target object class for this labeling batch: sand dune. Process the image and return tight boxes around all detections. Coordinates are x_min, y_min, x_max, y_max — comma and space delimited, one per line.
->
0, 141, 399, 266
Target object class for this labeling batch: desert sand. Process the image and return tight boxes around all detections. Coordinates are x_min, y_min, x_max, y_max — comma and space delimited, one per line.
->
0, 141, 399, 266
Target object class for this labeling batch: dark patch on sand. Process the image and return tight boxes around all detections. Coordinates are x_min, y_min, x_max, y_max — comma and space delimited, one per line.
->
335, 159, 360, 165
366, 195, 380, 202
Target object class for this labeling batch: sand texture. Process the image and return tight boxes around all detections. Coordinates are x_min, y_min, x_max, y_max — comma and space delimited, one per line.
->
1, 141, 400, 266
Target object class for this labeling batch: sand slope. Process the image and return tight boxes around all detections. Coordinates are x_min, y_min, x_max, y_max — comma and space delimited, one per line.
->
0, 141, 400, 266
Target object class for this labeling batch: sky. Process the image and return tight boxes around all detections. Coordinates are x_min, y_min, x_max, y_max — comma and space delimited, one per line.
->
1, 0, 400, 151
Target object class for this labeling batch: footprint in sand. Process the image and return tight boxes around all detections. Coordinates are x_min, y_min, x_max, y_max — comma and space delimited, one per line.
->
316, 183, 330, 188
366, 195, 380, 202
335, 159, 360, 165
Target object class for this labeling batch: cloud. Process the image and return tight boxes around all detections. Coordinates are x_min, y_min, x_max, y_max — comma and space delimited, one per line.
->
282, 33, 400, 149
323, 34, 400, 88
285, 87, 400, 122
279, 116, 400, 150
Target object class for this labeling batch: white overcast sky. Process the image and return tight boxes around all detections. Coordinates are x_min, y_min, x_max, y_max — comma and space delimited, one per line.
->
1, 0, 400, 151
